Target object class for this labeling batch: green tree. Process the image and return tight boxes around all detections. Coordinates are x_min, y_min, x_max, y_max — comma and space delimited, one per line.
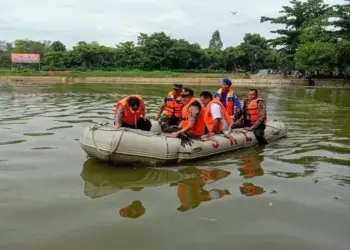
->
208, 30, 223, 50
260, 0, 331, 55
240, 33, 271, 73
167, 39, 204, 70
224, 46, 246, 72
202, 49, 225, 70
0, 41, 13, 52
333, 0, 350, 40
115, 41, 141, 69
2, 0, 347, 77
12, 39, 47, 56
295, 41, 337, 74
49, 41, 66, 52
137, 32, 174, 70
299, 16, 335, 44
336, 39, 350, 75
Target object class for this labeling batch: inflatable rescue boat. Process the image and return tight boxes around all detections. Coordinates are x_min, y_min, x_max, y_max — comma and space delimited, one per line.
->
79, 120, 287, 166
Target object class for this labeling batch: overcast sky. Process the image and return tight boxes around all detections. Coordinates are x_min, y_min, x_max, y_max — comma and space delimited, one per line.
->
0, 0, 346, 48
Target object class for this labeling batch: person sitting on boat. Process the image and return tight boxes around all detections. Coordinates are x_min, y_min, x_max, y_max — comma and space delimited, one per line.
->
168, 88, 206, 138
200, 91, 232, 135
154, 83, 183, 131
214, 78, 242, 120
231, 89, 267, 145
114, 95, 151, 131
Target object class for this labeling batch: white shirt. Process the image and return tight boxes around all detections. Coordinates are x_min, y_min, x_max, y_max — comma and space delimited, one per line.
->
210, 103, 231, 134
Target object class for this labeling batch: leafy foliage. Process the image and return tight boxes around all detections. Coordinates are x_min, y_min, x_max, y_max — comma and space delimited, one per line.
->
0, 0, 349, 76
262, 0, 350, 75
0, 33, 279, 74
209, 30, 223, 50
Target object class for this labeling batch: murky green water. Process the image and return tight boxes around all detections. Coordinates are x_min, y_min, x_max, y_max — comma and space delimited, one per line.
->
0, 83, 349, 250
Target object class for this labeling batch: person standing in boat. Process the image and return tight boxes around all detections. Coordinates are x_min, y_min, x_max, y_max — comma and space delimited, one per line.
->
114, 95, 151, 131
200, 91, 233, 135
214, 78, 242, 120
168, 88, 206, 138
154, 83, 183, 131
231, 89, 267, 145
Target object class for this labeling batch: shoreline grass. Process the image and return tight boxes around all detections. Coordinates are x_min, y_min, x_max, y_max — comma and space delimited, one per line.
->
0, 69, 248, 78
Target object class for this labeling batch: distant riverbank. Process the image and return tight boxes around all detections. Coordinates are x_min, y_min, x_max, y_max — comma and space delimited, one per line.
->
0, 70, 349, 87
1, 75, 349, 88
0, 69, 245, 78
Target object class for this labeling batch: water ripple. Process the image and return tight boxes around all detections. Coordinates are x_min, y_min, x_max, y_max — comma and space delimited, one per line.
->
0, 84, 349, 249
0, 140, 26, 145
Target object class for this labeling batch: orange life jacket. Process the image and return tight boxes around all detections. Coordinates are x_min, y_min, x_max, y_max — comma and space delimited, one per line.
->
214, 88, 236, 116
246, 98, 267, 124
114, 95, 145, 126
240, 183, 264, 196
179, 97, 206, 136
204, 99, 233, 133
200, 169, 211, 183
177, 180, 202, 210
165, 91, 182, 118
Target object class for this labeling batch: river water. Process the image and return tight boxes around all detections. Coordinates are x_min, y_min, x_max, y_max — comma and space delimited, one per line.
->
0, 83, 349, 250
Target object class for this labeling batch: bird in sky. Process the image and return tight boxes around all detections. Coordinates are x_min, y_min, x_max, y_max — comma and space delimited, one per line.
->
231, 11, 237, 15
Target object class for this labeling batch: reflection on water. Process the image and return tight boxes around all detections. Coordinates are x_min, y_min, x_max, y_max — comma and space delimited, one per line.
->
81, 158, 231, 217
239, 183, 265, 196
119, 200, 146, 219
238, 149, 265, 196
175, 167, 231, 212
238, 150, 265, 178
0, 84, 350, 250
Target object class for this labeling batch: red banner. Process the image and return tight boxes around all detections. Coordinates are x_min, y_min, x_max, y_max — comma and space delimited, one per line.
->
11, 53, 40, 63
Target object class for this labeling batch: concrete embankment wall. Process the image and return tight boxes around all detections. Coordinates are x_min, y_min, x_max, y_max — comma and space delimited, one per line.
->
0, 76, 349, 88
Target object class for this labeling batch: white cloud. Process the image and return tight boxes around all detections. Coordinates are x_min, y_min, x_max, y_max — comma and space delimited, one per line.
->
0, 0, 346, 48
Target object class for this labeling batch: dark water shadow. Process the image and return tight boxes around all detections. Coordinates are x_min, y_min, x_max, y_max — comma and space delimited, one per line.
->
23, 133, 55, 136
0, 140, 26, 145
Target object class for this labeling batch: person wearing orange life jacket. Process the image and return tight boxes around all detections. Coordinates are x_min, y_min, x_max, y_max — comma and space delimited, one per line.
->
154, 83, 183, 130
168, 88, 206, 138
231, 89, 267, 145
214, 78, 242, 120
114, 95, 151, 131
200, 91, 233, 135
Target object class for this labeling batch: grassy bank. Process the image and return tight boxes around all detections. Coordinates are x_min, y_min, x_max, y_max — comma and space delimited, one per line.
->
0, 69, 248, 78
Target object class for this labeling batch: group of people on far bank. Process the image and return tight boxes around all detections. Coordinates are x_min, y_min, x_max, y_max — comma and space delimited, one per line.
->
113, 78, 268, 145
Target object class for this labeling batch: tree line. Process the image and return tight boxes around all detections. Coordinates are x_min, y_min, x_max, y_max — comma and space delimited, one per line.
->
0, 0, 349, 76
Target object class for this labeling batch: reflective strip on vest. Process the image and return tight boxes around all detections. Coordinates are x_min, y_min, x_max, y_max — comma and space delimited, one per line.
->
215, 88, 236, 116
165, 91, 182, 117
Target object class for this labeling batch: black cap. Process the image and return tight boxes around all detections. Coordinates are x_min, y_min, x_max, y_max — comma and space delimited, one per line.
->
127, 97, 140, 107
173, 83, 183, 90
